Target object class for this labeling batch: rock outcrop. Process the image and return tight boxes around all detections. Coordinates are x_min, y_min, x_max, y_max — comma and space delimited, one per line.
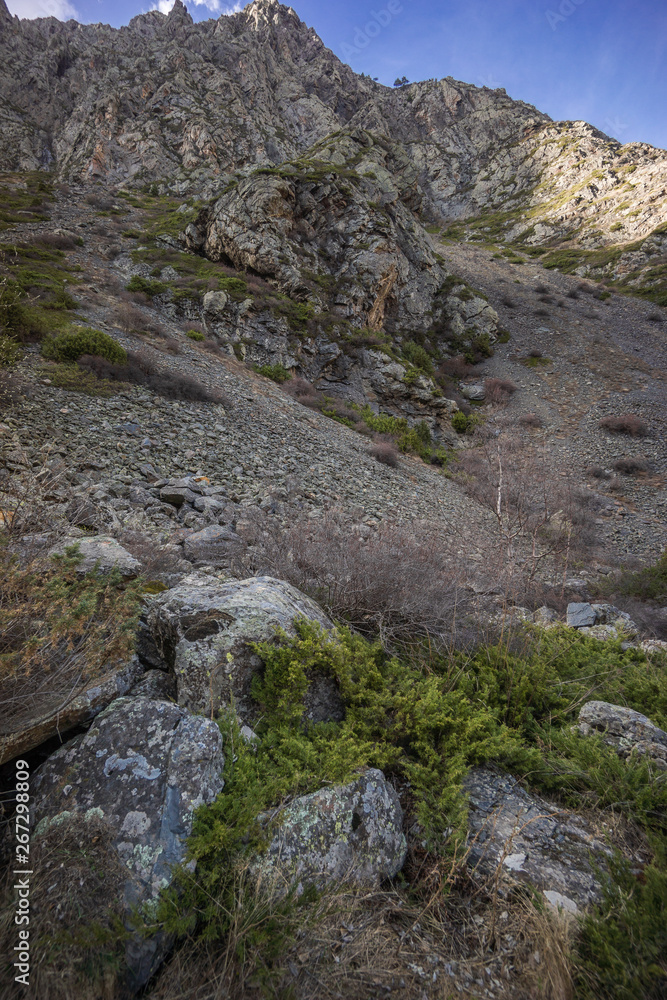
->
31, 696, 225, 992
578, 701, 667, 770
145, 573, 341, 720
253, 769, 407, 891
464, 768, 610, 912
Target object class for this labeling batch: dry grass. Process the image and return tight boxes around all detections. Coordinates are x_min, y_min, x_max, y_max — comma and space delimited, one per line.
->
148, 853, 575, 1000
368, 441, 399, 467
0, 814, 128, 1000
485, 378, 518, 405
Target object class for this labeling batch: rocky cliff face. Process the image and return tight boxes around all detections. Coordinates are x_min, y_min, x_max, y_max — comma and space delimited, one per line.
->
1, 0, 666, 418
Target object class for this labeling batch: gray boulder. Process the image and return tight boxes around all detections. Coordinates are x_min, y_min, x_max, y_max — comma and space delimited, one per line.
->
48, 534, 142, 578
32, 697, 225, 993
253, 769, 406, 892
464, 768, 610, 912
578, 701, 667, 770
566, 602, 596, 628
460, 382, 486, 401
146, 574, 339, 720
182, 524, 244, 567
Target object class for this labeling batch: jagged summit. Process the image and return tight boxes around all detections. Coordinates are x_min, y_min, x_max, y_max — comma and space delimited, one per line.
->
0, 0, 664, 252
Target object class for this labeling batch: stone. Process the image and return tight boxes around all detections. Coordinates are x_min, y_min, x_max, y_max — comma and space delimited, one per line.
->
145, 574, 337, 720
578, 701, 667, 770
31, 697, 225, 993
464, 767, 610, 911
0, 656, 145, 766
253, 769, 406, 891
202, 290, 229, 316
640, 639, 667, 655
160, 485, 197, 506
182, 524, 244, 566
532, 606, 560, 626
590, 603, 638, 637
566, 602, 596, 628
48, 534, 142, 578
460, 383, 486, 401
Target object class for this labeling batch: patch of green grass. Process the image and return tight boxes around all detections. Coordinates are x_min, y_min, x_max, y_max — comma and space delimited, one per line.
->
38, 362, 127, 396
126, 275, 168, 297
186, 330, 205, 341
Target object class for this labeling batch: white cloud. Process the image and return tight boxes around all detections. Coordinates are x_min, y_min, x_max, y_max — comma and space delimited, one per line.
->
150, 0, 243, 12
7, 0, 78, 18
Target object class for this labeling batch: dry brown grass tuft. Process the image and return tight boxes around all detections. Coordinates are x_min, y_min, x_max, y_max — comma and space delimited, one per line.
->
485, 378, 518, 405
148, 854, 575, 1000
368, 441, 399, 468
0, 814, 129, 1000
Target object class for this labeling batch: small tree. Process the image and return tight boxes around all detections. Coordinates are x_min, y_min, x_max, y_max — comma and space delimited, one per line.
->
393, 75, 410, 87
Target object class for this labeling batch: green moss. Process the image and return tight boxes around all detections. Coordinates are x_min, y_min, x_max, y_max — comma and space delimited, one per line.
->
186, 330, 205, 341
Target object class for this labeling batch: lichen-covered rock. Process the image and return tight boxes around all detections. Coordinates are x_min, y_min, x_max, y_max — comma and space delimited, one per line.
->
254, 769, 406, 891
578, 701, 667, 770
31, 696, 225, 993
464, 768, 610, 911
146, 573, 339, 720
47, 534, 142, 578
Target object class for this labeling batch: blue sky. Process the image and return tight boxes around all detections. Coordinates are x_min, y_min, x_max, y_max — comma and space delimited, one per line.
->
7, 0, 667, 149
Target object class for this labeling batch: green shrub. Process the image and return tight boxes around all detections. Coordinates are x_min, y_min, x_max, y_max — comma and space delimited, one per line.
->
401, 340, 434, 374
186, 330, 205, 341
496, 329, 511, 343
126, 275, 167, 297
608, 550, 667, 602
41, 328, 127, 365
451, 410, 469, 433
253, 362, 291, 383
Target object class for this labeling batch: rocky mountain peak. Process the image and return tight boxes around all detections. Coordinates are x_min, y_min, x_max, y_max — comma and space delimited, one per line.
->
167, 0, 193, 27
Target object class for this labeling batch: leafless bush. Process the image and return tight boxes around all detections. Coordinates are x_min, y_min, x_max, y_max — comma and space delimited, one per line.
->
518, 412, 543, 429
84, 192, 114, 211
103, 243, 123, 260
528, 349, 544, 359
369, 442, 398, 467
115, 302, 147, 333
117, 529, 185, 582
599, 415, 648, 437
586, 465, 611, 479
613, 457, 649, 475
500, 295, 517, 309
608, 477, 624, 492
35, 232, 78, 251
77, 352, 225, 403
455, 434, 597, 595
484, 378, 518, 405
232, 511, 472, 648
538, 294, 555, 304
534, 283, 550, 294
0, 371, 22, 413
534, 307, 550, 317
201, 339, 225, 357
155, 335, 181, 355
566, 288, 579, 299
647, 311, 663, 323
183, 321, 204, 336
438, 356, 475, 379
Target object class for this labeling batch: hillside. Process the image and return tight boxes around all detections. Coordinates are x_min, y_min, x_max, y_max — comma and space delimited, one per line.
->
0, 2, 666, 998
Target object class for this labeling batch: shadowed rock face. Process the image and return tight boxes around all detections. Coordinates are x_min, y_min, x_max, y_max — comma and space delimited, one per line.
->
31, 696, 225, 992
